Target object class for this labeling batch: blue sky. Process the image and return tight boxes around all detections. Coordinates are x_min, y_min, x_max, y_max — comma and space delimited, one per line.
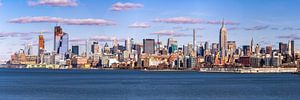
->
0, 0, 299, 60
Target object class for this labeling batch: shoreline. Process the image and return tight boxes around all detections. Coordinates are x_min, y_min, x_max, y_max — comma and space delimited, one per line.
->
0, 66, 299, 74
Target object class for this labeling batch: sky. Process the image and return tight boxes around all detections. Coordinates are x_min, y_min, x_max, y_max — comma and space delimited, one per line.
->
0, 0, 300, 61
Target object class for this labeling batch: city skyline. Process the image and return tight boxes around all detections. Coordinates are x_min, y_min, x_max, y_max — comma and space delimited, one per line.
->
0, 0, 300, 60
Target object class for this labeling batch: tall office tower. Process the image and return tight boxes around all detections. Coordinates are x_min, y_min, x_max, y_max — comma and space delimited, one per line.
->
291, 40, 295, 60
242, 45, 251, 56
112, 38, 119, 54
255, 44, 260, 55
227, 41, 236, 55
104, 42, 110, 54
204, 41, 209, 50
130, 38, 134, 49
54, 26, 63, 53
168, 44, 178, 54
183, 45, 188, 56
91, 41, 99, 54
72, 45, 79, 56
24, 43, 33, 56
157, 35, 161, 52
85, 40, 89, 57
219, 19, 227, 58
125, 38, 131, 53
288, 40, 292, 56
38, 34, 45, 56
193, 29, 196, 51
167, 38, 177, 54
197, 45, 204, 57
250, 38, 254, 54
167, 38, 177, 49
260, 48, 266, 54
266, 46, 272, 54
143, 39, 155, 54
187, 43, 193, 55
204, 42, 210, 56
211, 43, 218, 55
279, 42, 287, 54
58, 32, 69, 56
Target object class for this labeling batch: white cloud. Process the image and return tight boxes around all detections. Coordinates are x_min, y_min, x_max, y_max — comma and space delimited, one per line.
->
153, 17, 202, 24
28, 0, 78, 7
110, 2, 143, 11
128, 22, 150, 28
9, 16, 116, 26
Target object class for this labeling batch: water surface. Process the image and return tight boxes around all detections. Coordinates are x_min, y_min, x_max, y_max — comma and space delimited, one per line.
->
1, 68, 300, 100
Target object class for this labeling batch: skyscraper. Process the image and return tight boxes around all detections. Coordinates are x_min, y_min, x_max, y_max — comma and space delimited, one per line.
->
193, 29, 196, 51
25, 43, 33, 56
54, 26, 63, 53
125, 38, 131, 53
219, 19, 227, 58
143, 39, 155, 54
72, 45, 79, 56
167, 38, 177, 49
266, 46, 272, 54
291, 40, 295, 60
38, 34, 45, 56
91, 41, 99, 54
250, 38, 254, 54
58, 32, 69, 56
279, 42, 287, 54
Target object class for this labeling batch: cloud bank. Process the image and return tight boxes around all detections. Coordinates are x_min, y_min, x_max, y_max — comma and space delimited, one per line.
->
28, 0, 78, 7
153, 17, 202, 24
9, 16, 115, 26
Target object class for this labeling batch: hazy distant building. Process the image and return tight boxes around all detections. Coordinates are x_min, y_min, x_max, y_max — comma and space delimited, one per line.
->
143, 39, 155, 54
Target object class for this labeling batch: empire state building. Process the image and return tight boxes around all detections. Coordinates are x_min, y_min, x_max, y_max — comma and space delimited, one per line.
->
219, 19, 227, 58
